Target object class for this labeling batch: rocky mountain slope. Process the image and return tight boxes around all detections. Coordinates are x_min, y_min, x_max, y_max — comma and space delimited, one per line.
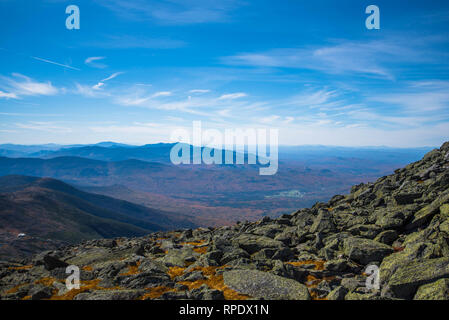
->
1, 142, 448, 300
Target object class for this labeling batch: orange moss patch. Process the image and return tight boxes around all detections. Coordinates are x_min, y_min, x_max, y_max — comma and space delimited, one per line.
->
309, 290, 327, 300
49, 279, 101, 300
35, 277, 59, 287
21, 295, 31, 300
286, 260, 326, 271
120, 261, 141, 276
8, 265, 33, 271
305, 274, 322, 287
168, 266, 186, 279
188, 266, 218, 277
140, 286, 175, 300
181, 240, 207, 246
82, 265, 93, 272
193, 246, 208, 254
5, 284, 26, 294
178, 266, 249, 300
327, 207, 334, 212
393, 246, 405, 252
304, 274, 335, 300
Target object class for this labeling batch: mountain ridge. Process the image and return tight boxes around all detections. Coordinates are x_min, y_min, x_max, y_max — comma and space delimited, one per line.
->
0, 175, 197, 260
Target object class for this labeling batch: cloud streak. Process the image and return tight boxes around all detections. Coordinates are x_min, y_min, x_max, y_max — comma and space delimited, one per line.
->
95, 0, 244, 25
85, 35, 186, 49
0, 73, 58, 98
85, 56, 107, 69
221, 38, 446, 79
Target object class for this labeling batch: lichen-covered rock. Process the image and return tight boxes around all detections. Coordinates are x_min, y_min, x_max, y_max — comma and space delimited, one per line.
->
343, 237, 393, 264
387, 257, 449, 299
394, 193, 422, 205
74, 289, 145, 300
374, 230, 398, 245
310, 210, 336, 234
345, 291, 382, 300
223, 269, 310, 300
414, 278, 449, 300
407, 189, 449, 229
379, 241, 441, 289
327, 286, 348, 300
324, 259, 348, 272
232, 234, 284, 254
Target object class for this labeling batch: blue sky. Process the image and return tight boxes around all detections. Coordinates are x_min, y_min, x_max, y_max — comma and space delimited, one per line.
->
0, 0, 448, 147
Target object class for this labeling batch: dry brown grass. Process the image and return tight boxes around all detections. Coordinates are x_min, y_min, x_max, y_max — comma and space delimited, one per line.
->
8, 265, 33, 271
286, 260, 326, 271
181, 240, 207, 246
168, 266, 186, 279
178, 266, 250, 300
50, 279, 101, 300
139, 286, 175, 300
193, 246, 208, 254
285, 260, 335, 300
5, 284, 26, 294
35, 277, 59, 287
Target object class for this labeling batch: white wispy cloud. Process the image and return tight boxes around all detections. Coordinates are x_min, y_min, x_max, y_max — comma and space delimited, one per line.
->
117, 96, 151, 106
85, 35, 186, 49
15, 121, 72, 133
284, 116, 294, 124
222, 37, 444, 79
152, 91, 172, 98
218, 92, 247, 100
101, 72, 124, 82
115, 90, 173, 106
285, 89, 340, 108
0, 73, 58, 98
96, 0, 244, 25
257, 115, 280, 124
75, 83, 110, 98
85, 56, 107, 69
0, 90, 18, 99
189, 89, 210, 94
91, 72, 124, 91
217, 109, 232, 117
370, 91, 449, 112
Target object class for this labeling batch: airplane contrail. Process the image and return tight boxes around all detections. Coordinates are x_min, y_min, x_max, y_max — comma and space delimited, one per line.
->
30, 56, 81, 71
1, 47, 81, 71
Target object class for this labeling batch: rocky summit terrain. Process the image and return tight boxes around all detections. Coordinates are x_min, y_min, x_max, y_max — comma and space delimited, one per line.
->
1, 142, 449, 300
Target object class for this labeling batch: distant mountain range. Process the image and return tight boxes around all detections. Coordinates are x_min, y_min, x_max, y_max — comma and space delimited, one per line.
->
0, 142, 432, 164
0, 142, 138, 159
0, 175, 197, 259
0, 142, 434, 229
